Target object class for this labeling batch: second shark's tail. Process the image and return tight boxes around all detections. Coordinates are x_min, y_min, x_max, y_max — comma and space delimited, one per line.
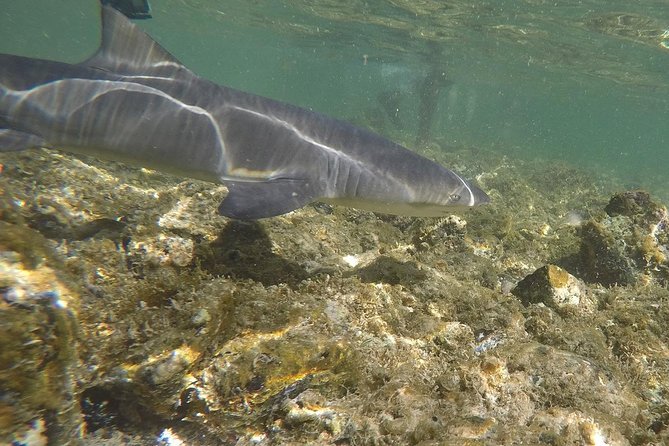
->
101, 0, 152, 19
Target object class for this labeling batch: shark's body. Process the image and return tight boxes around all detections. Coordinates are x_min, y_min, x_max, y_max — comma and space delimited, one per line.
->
0, 6, 488, 219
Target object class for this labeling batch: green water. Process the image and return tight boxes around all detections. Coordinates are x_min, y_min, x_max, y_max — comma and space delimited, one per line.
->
1, 0, 668, 201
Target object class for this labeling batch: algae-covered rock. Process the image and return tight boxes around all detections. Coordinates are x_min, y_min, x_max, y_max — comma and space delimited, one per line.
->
580, 191, 668, 286
512, 264, 594, 313
0, 257, 82, 444
605, 190, 661, 220
411, 215, 468, 252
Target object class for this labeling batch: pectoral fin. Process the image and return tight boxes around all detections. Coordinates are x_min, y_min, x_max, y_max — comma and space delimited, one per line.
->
219, 179, 319, 220
0, 129, 48, 152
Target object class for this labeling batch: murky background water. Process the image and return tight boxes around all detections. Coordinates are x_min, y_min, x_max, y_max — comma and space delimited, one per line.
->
1, 0, 668, 202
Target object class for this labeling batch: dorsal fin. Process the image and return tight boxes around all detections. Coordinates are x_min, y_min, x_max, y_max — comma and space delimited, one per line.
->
81, 5, 185, 75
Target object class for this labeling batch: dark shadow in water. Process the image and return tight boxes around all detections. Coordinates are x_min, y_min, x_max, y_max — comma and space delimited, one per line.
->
348, 256, 427, 285
416, 41, 454, 146
197, 220, 308, 288
377, 89, 404, 129
81, 384, 164, 434
20, 195, 128, 243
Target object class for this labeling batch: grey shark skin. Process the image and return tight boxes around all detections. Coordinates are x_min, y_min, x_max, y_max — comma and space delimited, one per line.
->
0, 6, 489, 220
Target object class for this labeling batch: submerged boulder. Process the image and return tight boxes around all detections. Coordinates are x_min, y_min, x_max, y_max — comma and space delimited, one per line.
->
579, 191, 668, 286
0, 262, 82, 445
512, 264, 594, 313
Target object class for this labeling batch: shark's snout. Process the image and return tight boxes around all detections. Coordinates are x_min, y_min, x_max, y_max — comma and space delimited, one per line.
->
468, 182, 490, 206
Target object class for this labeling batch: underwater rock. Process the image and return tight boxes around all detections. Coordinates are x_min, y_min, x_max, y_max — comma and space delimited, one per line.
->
512, 264, 594, 313
79, 347, 201, 435
0, 265, 81, 445
352, 256, 426, 285
580, 191, 668, 286
526, 408, 630, 446
604, 190, 658, 219
282, 389, 344, 435
191, 308, 211, 327
138, 347, 197, 387
431, 322, 475, 352
497, 342, 642, 443
411, 215, 467, 251
129, 234, 194, 267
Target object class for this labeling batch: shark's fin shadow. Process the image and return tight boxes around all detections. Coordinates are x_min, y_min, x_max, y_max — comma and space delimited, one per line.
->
346, 256, 427, 286
197, 221, 308, 287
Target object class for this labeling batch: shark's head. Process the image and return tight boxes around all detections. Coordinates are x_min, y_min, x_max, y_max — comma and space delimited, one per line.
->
412, 174, 490, 214
320, 151, 490, 217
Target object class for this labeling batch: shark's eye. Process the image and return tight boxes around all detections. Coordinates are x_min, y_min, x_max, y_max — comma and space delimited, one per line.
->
449, 193, 461, 202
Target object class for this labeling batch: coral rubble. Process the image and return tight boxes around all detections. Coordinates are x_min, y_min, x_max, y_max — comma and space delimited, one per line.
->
1, 147, 668, 445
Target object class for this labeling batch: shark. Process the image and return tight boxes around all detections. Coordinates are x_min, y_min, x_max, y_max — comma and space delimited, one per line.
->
0, 5, 489, 220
